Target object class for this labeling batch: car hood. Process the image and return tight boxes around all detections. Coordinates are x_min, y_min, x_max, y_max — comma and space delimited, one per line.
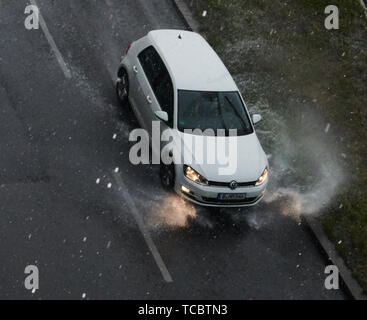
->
171, 130, 268, 183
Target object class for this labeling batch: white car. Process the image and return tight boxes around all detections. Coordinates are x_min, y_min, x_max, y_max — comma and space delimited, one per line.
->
116, 30, 269, 207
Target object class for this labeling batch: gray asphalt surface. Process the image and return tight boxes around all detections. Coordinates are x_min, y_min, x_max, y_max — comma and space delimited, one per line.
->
0, 0, 346, 299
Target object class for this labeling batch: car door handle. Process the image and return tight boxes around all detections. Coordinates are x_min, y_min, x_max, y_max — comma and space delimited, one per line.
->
133, 66, 138, 74
146, 95, 152, 104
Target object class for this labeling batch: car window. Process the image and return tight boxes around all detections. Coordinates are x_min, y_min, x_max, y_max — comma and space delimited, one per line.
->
178, 90, 254, 136
138, 46, 174, 127
138, 46, 156, 85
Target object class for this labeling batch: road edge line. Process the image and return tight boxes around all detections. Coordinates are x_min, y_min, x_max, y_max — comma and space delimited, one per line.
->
174, 0, 366, 301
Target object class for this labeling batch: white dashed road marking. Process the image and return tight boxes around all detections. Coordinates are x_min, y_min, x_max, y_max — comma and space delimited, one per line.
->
31, 0, 170, 283
112, 171, 173, 283
30, 0, 72, 78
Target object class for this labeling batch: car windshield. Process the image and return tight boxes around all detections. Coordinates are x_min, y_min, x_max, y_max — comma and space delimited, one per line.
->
178, 90, 254, 136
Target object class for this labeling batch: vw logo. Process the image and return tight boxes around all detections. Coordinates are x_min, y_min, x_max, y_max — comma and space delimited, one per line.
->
229, 180, 238, 190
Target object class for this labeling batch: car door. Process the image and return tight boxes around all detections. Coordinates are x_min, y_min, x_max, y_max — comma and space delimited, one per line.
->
124, 40, 147, 128
136, 46, 175, 136
151, 59, 174, 134
154, 69, 175, 164
134, 46, 161, 134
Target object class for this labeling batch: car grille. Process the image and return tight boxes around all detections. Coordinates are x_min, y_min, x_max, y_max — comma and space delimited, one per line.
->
207, 181, 257, 188
201, 196, 259, 205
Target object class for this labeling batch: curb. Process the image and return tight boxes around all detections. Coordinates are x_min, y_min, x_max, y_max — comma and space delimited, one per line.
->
304, 216, 367, 300
173, 0, 367, 301
172, 0, 200, 32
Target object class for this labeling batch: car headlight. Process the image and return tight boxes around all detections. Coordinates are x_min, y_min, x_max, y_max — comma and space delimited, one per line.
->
256, 168, 268, 186
184, 165, 208, 185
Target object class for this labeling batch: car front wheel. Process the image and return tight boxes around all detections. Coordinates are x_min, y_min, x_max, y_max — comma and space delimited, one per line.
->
160, 163, 175, 191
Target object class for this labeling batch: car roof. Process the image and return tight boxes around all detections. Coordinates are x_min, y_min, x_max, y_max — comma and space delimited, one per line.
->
147, 30, 238, 92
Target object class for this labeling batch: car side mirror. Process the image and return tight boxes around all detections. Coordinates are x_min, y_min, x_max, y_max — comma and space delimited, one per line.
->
252, 114, 262, 125
155, 111, 169, 123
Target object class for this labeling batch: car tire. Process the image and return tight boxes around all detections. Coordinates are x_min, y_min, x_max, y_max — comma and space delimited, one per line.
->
160, 163, 175, 191
116, 68, 129, 105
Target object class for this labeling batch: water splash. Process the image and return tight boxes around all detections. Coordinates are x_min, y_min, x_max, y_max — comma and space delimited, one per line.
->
250, 97, 345, 220
146, 195, 197, 228
265, 163, 344, 218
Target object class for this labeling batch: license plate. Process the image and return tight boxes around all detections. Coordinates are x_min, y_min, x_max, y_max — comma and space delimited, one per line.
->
218, 193, 247, 200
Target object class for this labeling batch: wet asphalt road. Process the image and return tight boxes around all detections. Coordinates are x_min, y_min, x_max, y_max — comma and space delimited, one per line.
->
0, 0, 346, 299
